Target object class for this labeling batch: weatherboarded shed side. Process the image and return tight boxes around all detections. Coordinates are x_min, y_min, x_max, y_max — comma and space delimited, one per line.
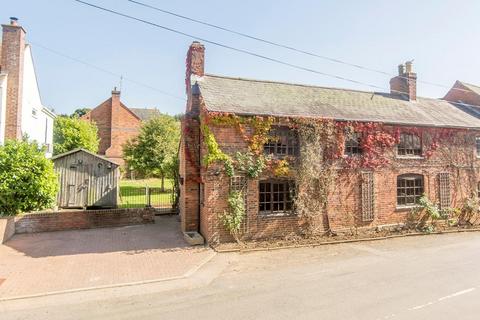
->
53, 149, 120, 208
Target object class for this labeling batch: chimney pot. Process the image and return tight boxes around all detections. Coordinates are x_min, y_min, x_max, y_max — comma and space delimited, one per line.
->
405, 60, 413, 73
390, 61, 417, 101
9, 17, 18, 25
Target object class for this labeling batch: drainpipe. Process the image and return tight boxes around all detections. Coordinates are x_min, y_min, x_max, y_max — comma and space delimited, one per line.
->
197, 117, 202, 234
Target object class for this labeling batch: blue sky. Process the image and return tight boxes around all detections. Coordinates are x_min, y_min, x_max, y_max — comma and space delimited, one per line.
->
3, 0, 480, 115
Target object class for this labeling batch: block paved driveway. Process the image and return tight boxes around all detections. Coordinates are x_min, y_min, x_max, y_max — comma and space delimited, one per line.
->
0, 216, 214, 299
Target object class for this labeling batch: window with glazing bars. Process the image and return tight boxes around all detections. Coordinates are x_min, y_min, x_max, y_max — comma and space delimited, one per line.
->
438, 172, 450, 210
397, 174, 424, 206
263, 127, 299, 157
259, 180, 295, 214
345, 133, 362, 156
397, 133, 422, 156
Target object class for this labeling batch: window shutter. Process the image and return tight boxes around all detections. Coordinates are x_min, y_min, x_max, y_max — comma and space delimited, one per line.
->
361, 172, 375, 221
438, 172, 450, 210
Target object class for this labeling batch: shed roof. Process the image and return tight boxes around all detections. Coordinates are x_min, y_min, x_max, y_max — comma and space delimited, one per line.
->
197, 74, 480, 129
51, 148, 119, 166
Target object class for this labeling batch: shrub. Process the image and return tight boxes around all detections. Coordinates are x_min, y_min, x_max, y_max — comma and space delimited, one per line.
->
220, 191, 246, 243
0, 140, 58, 216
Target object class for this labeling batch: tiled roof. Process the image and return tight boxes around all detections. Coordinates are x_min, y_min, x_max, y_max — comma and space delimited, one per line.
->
459, 81, 480, 96
197, 74, 480, 129
129, 108, 161, 121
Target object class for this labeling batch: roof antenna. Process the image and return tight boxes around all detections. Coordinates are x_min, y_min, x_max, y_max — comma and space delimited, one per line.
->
119, 75, 124, 92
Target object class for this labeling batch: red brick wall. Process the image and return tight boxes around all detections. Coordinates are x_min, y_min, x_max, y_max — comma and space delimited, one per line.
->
82, 92, 142, 165
188, 116, 480, 244
1, 22, 26, 140
14, 208, 155, 234
444, 81, 480, 106
83, 98, 112, 155
106, 93, 142, 160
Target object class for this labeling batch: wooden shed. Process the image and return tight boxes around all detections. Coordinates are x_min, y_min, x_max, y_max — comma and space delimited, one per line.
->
52, 149, 120, 208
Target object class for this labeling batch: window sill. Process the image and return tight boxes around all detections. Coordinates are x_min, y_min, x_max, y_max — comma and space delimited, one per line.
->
396, 156, 424, 160
259, 211, 296, 218
395, 205, 420, 212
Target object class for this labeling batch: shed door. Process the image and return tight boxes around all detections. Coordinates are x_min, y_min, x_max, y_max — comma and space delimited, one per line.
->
67, 163, 87, 207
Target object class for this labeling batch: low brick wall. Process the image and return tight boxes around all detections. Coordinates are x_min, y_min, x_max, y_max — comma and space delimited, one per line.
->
14, 208, 155, 234
0, 217, 15, 243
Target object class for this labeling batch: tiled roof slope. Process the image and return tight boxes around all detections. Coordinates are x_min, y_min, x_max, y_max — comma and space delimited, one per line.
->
197, 74, 480, 129
460, 81, 480, 96
129, 108, 161, 121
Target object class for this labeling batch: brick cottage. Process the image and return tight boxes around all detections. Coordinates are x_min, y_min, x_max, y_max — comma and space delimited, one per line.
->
82, 89, 160, 165
179, 41, 480, 244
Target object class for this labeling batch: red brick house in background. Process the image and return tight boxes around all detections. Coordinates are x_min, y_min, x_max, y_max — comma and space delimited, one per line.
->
180, 41, 480, 244
445, 81, 480, 107
82, 89, 160, 165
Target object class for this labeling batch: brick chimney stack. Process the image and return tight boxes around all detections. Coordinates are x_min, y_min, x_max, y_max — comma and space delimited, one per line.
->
106, 87, 121, 158
185, 41, 205, 113
1, 17, 26, 139
390, 61, 417, 101
185, 41, 205, 92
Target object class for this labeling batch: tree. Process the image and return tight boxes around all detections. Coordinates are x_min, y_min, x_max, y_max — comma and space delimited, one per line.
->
71, 108, 91, 118
53, 116, 99, 155
123, 115, 180, 191
0, 139, 58, 216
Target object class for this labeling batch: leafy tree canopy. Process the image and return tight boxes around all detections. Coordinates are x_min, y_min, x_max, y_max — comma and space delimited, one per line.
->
123, 114, 180, 189
0, 140, 58, 216
53, 116, 99, 155
71, 107, 91, 118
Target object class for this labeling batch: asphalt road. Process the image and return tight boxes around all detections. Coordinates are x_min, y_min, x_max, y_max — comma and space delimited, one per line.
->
3, 232, 480, 320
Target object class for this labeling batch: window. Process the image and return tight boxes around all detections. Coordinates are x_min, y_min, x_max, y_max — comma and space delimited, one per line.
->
476, 137, 480, 157
477, 182, 480, 198
345, 133, 362, 156
397, 174, 424, 206
397, 133, 422, 156
259, 180, 295, 214
264, 127, 298, 157
32, 108, 38, 118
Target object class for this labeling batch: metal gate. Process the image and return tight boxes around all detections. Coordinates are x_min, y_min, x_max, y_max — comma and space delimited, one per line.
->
118, 185, 177, 214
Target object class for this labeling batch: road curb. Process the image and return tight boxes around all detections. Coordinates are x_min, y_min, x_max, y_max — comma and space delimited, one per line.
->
0, 250, 216, 302
214, 228, 480, 253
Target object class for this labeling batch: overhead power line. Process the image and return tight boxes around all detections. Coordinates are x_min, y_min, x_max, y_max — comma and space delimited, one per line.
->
74, 0, 475, 101
126, 0, 471, 95
30, 41, 186, 101
73, 0, 394, 92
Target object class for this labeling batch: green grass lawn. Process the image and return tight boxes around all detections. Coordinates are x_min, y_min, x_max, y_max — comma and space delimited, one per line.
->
119, 178, 174, 208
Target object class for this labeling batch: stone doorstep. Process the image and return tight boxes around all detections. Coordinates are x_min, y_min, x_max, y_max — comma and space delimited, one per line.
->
0, 217, 15, 244
184, 231, 205, 245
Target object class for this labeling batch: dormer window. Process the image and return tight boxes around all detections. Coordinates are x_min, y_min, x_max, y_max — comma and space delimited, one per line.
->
264, 127, 298, 157
345, 133, 362, 156
397, 133, 421, 156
